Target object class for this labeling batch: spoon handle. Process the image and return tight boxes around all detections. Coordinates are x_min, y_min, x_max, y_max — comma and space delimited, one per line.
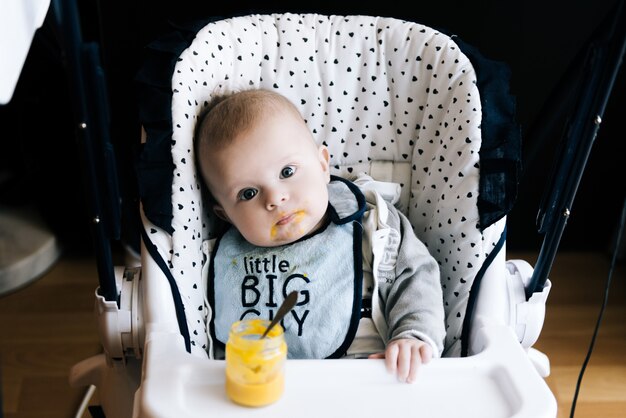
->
261, 291, 299, 339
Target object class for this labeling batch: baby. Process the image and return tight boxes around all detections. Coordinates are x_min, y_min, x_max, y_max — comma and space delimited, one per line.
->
195, 88, 445, 383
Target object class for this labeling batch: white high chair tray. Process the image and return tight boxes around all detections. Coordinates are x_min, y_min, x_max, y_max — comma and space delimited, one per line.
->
136, 323, 556, 418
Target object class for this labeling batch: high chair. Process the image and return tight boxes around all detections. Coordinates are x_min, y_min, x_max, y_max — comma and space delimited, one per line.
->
68, 12, 556, 418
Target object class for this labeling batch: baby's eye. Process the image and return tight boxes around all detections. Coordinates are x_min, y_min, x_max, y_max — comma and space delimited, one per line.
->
280, 166, 296, 178
238, 188, 258, 201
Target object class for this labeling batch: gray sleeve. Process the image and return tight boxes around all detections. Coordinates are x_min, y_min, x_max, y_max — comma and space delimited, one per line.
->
378, 203, 446, 356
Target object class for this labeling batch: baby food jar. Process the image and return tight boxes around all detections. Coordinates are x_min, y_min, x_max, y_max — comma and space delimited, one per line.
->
225, 318, 287, 407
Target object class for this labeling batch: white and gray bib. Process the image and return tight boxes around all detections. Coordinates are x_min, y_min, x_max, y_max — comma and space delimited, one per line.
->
208, 176, 365, 359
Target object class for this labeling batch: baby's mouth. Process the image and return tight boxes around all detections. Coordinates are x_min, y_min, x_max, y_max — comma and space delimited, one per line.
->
270, 210, 306, 240
275, 210, 305, 226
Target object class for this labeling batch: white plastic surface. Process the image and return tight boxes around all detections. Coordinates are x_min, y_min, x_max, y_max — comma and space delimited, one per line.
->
506, 259, 552, 349
135, 323, 557, 418
0, 0, 50, 104
471, 251, 551, 354
527, 347, 551, 378
70, 353, 141, 418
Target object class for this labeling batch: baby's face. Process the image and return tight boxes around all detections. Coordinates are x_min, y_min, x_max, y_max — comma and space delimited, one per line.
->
200, 108, 330, 247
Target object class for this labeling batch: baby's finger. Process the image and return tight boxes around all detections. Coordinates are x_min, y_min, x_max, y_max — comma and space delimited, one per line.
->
368, 352, 385, 359
420, 342, 433, 364
407, 344, 423, 383
396, 343, 412, 382
385, 343, 399, 375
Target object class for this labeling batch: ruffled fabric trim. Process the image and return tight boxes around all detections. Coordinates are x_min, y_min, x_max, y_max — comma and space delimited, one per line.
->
135, 17, 218, 233
452, 36, 522, 230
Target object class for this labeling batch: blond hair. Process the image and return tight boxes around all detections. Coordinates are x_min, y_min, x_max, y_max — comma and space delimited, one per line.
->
194, 89, 303, 152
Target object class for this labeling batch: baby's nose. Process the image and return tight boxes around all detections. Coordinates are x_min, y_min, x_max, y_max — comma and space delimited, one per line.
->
265, 188, 288, 210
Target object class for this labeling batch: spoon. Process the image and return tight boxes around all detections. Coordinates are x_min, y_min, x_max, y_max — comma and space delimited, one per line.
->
261, 291, 299, 339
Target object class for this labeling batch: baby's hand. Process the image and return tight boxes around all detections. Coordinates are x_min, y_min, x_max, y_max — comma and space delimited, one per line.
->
368, 338, 432, 383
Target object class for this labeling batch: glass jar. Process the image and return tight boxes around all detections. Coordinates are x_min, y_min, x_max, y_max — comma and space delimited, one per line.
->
225, 318, 287, 407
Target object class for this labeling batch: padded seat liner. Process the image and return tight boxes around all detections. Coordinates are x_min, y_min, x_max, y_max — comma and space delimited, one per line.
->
137, 13, 519, 356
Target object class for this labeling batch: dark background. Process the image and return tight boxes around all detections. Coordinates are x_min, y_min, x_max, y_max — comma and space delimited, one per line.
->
1, 0, 624, 256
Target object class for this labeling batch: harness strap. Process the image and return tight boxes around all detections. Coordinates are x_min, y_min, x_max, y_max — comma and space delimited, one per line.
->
460, 226, 507, 357
140, 225, 192, 353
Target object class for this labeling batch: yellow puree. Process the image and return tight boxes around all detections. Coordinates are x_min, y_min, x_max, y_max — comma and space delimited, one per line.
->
225, 319, 287, 407
270, 210, 305, 239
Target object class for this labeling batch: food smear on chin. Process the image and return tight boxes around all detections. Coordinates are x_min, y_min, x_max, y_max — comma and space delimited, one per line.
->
270, 210, 305, 239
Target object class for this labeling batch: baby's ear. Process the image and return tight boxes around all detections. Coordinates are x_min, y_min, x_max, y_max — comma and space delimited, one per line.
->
318, 145, 330, 182
213, 205, 231, 223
